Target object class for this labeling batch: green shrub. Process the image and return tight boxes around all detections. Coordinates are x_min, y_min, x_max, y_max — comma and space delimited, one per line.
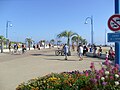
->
16, 72, 90, 90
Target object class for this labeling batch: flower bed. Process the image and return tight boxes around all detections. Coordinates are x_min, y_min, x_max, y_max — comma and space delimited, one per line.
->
16, 59, 120, 90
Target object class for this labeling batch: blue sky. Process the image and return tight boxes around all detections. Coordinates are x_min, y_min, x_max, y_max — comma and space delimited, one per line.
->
0, 0, 115, 44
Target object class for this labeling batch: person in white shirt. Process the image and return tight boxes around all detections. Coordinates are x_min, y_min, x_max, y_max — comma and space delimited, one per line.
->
78, 44, 83, 60
106, 51, 109, 60
63, 44, 69, 60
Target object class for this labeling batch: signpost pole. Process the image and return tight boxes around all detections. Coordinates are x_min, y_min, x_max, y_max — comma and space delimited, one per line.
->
115, 0, 120, 65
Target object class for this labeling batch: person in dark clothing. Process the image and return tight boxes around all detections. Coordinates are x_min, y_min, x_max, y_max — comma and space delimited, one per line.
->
33, 44, 35, 50
108, 47, 115, 60
93, 44, 97, 57
83, 45, 87, 56
22, 43, 25, 54
8, 42, 11, 52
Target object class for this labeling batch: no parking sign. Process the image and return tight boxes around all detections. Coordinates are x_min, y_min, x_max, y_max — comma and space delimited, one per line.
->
108, 14, 120, 31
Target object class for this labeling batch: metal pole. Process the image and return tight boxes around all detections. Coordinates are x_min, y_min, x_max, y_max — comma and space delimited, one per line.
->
6, 21, 9, 39
91, 16, 94, 45
6, 21, 12, 49
6, 21, 8, 48
115, 0, 120, 65
85, 16, 94, 45
115, 0, 119, 13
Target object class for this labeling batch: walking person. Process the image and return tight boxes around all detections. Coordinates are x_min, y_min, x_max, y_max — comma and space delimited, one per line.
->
22, 43, 25, 54
8, 42, 11, 52
77, 43, 83, 61
37, 43, 40, 50
98, 46, 102, 56
49, 43, 51, 49
108, 47, 115, 61
83, 45, 87, 56
33, 44, 35, 50
63, 43, 69, 60
93, 44, 97, 57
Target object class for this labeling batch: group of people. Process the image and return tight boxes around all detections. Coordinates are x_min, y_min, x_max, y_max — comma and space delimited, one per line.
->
8, 42, 27, 54
62, 43, 88, 60
77, 43, 88, 60
106, 47, 115, 60
62, 43, 115, 61
33, 44, 40, 50
8, 42, 19, 52
92, 45, 115, 60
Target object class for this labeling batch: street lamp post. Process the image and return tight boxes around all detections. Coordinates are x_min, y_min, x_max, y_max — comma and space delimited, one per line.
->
6, 21, 12, 48
85, 16, 94, 45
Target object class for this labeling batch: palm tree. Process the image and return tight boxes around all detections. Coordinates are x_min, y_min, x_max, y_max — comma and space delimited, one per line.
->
57, 30, 78, 56
57, 40, 62, 45
0, 35, 6, 53
81, 39, 87, 45
25, 38, 33, 50
57, 30, 77, 46
71, 35, 87, 46
56, 40, 62, 48
71, 35, 82, 46
50, 39, 55, 45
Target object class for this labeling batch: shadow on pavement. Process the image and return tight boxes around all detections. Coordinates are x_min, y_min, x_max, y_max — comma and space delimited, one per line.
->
44, 58, 77, 61
31, 53, 56, 56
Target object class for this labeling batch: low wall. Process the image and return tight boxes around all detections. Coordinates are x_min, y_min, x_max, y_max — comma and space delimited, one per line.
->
86, 52, 106, 59
2, 46, 58, 53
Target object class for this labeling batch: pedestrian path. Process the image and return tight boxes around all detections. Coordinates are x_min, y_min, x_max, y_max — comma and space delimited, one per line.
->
0, 53, 7, 56
0, 48, 105, 90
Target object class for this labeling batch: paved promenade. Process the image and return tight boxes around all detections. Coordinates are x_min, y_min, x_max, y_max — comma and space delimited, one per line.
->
0, 48, 105, 90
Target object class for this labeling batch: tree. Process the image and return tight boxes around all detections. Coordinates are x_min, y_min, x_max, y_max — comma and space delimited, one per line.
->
71, 35, 82, 46
57, 30, 77, 46
81, 39, 87, 45
25, 38, 33, 50
50, 39, 55, 45
71, 35, 87, 46
0, 35, 6, 53
57, 40, 62, 45
57, 30, 78, 56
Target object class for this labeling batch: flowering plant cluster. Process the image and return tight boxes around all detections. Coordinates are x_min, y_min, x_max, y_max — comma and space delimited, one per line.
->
16, 59, 120, 90
89, 59, 120, 90
16, 71, 90, 90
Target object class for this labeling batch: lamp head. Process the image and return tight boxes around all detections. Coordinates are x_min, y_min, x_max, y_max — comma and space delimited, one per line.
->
85, 21, 88, 24
9, 24, 12, 27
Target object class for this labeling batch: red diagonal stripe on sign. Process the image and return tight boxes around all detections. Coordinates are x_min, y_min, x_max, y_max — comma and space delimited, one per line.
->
111, 18, 120, 28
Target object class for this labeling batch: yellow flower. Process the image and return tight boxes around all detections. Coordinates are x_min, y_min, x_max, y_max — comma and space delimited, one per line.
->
31, 87, 39, 90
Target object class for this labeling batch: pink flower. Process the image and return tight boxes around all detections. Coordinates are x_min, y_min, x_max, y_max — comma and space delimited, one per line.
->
113, 67, 118, 72
90, 62, 95, 69
110, 76, 114, 80
85, 71, 89, 77
99, 70, 104, 74
104, 60, 110, 66
90, 78, 97, 84
118, 72, 120, 75
96, 75, 101, 79
102, 82, 107, 86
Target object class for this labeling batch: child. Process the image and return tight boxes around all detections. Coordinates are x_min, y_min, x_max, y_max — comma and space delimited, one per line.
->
106, 51, 109, 60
